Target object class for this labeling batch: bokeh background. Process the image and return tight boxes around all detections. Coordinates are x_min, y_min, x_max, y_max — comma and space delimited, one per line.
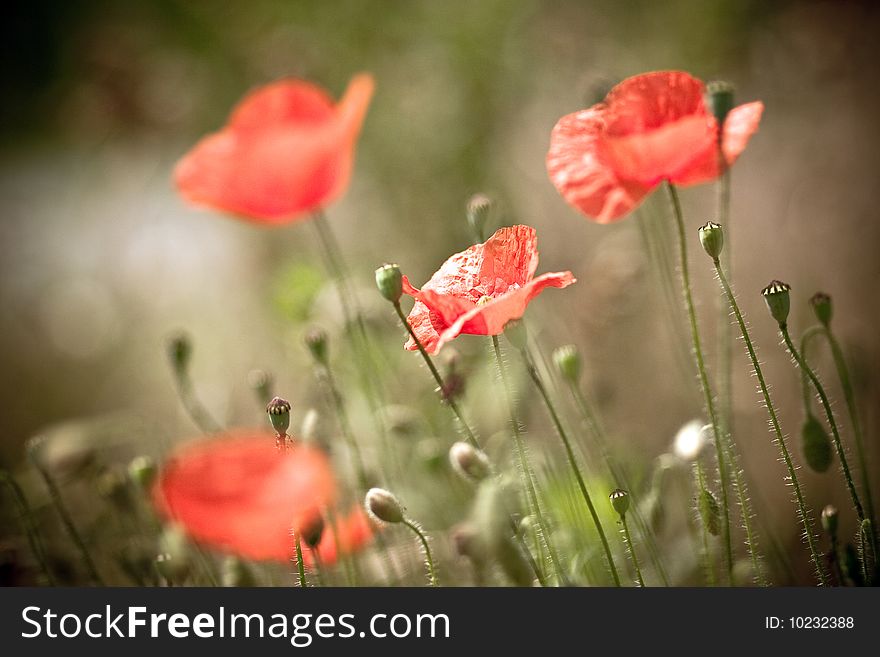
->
2, 0, 878, 585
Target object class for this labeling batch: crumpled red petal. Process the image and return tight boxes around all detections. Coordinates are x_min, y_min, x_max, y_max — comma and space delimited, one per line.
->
174, 74, 374, 224
152, 432, 336, 562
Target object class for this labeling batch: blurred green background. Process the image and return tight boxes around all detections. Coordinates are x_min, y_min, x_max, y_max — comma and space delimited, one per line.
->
1, 0, 878, 584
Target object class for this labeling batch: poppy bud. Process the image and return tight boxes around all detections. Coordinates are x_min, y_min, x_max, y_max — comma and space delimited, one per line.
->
451, 523, 483, 561
375, 263, 403, 303
705, 80, 735, 127
553, 344, 582, 383
449, 441, 491, 481
440, 349, 466, 402
167, 332, 191, 372
301, 515, 325, 549
761, 280, 791, 326
698, 487, 721, 536
801, 415, 833, 473
221, 555, 256, 587
609, 488, 630, 517
466, 193, 493, 241
821, 504, 838, 537
698, 221, 724, 260
128, 455, 157, 491
504, 319, 528, 351
266, 396, 291, 435
304, 327, 329, 366
365, 487, 404, 524
247, 369, 273, 402
810, 292, 833, 328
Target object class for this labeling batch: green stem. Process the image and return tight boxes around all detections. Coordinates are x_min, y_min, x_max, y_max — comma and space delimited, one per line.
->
568, 382, 670, 585
519, 346, 620, 586
294, 534, 307, 588
394, 302, 480, 448
694, 463, 716, 587
491, 335, 562, 585
1, 469, 55, 585
665, 181, 734, 581
799, 326, 825, 414
403, 519, 438, 586
321, 364, 369, 491
620, 515, 645, 587
29, 454, 104, 585
171, 367, 222, 434
713, 261, 826, 585
717, 161, 733, 439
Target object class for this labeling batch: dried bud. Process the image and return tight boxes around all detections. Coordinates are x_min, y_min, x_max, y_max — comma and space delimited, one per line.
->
365, 487, 404, 524
128, 455, 157, 491
221, 556, 257, 587
821, 504, 838, 537
553, 344, 582, 384
167, 332, 191, 372
375, 263, 403, 303
609, 488, 630, 517
466, 193, 493, 241
266, 396, 291, 435
705, 80, 735, 127
762, 280, 791, 326
801, 415, 833, 473
301, 515, 325, 549
504, 319, 528, 351
247, 369, 273, 402
698, 487, 721, 536
449, 441, 491, 481
698, 221, 724, 260
304, 327, 329, 366
810, 292, 833, 328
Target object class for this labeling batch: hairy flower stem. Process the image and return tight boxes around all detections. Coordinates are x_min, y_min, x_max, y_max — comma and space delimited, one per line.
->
294, 534, 308, 587
567, 382, 670, 586
491, 336, 563, 586
780, 326, 873, 561
713, 261, 826, 585
1, 469, 55, 585
29, 453, 104, 585
403, 519, 438, 586
518, 346, 620, 586
393, 302, 480, 448
801, 326, 876, 538
665, 181, 734, 581
170, 365, 222, 434
619, 515, 645, 587
716, 162, 734, 441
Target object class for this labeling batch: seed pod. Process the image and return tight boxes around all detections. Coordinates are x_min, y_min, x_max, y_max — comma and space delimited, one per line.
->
304, 328, 329, 366
801, 415, 833, 473
609, 488, 630, 517
705, 80, 735, 126
761, 280, 791, 325
698, 488, 721, 536
810, 292, 832, 328
365, 487, 404, 524
698, 221, 724, 259
266, 396, 292, 436
247, 369, 273, 403
466, 193, 493, 241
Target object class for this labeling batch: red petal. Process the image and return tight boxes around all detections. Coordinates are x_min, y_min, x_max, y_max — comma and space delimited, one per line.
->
152, 432, 336, 562
303, 508, 376, 566
603, 71, 706, 136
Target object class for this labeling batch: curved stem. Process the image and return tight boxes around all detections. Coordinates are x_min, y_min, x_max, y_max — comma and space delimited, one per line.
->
403, 519, 438, 586
665, 181, 734, 581
799, 325, 825, 415
491, 336, 562, 585
394, 302, 480, 448
519, 346, 620, 586
171, 367, 222, 434
620, 515, 645, 587
714, 261, 826, 585
1, 469, 55, 585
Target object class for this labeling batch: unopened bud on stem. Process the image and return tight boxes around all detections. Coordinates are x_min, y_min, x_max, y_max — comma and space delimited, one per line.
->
375, 264, 403, 303
449, 441, 490, 481
609, 488, 630, 517
810, 292, 833, 328
698, 221, 724, 260
266, 396, 291, 436
365, 487, 404, 524
762, 280, 791, 326
553, 344, 582, 384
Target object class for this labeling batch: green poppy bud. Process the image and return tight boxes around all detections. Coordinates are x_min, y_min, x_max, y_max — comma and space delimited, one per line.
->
301, 515, 325, 549
810, 292, 833, 328
609, 488, 630, 517
698, 221, 724, 260
304, 327, 329, 366
801, 415, 833, 473
553, 344, 582, 384
705, 80, 735, 127
762, 280, 792, 326
375, 263, 403, 303
699, 487, 721, 536
266, 396, 291, 435
167, 332, 191, 372
128, 455, 157, 491
466, 193, 493, 241
247, 369, 273, 402
365, 487, 404, 524
449, 441, 491, 481
820, 504, 838, 537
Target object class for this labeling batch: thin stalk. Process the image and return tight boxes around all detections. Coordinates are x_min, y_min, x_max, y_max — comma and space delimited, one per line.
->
781, 325, 874, 566
491, 336, 562, 585
800, 326, 824, 414
1, 469, 55, 585
713, 261, 826, 585
620, 515, 645, 587
716, 162, 733, 439
393, 302, 480, 448
294, 534, 307, 587
29, 455, 104, 585
171, 368, 221, 434
403, 519, 437, 586
568, 382, 670, 585
519, 346, 620, 586
321, 364, 369, 491
665, 181, 734, 581
514, 530, 548, 587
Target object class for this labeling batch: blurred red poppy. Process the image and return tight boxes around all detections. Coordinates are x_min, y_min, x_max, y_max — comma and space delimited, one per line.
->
174, 74, 374, 224
401, 225, 575, 354
546, 70, 763, 223
153, 432, 344, 563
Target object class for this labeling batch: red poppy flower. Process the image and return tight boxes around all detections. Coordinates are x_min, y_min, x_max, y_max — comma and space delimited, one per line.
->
401, 225, 575, 354
152, 432, 338, 562
174, 74, 374, 224
546, 71, 763, 223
